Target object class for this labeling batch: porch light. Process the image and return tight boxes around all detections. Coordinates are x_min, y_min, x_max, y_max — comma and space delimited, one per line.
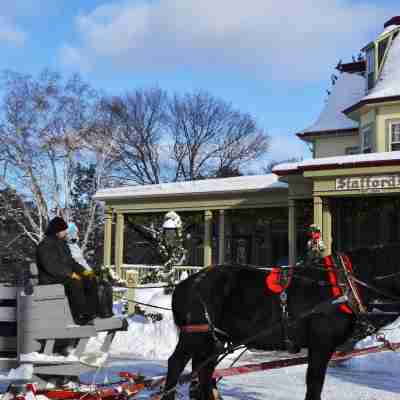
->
162, 217, 179, 246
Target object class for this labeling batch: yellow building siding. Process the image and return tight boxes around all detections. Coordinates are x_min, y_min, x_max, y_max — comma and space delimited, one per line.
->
314, 134, 360, 158
377, 104, 400, 152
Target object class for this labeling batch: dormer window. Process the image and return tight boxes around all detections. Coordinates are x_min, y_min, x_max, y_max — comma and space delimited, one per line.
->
390, 122, 400, 151
366, 47, 375, 90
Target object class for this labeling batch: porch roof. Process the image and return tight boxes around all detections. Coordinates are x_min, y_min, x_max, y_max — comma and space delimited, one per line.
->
94, 174, 288, 202
273, 151, 400, 175
297, 72, 364, 140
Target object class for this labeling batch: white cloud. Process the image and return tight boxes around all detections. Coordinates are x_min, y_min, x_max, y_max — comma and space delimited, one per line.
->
60, 0, 395, 80
0, 16, 25, 46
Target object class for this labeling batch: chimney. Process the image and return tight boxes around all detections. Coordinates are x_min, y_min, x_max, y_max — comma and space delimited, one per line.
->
384, 16, 400, 29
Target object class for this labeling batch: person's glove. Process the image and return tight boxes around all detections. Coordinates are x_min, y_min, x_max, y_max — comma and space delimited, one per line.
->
82, 270, 96, 278
71, 272, 81, 280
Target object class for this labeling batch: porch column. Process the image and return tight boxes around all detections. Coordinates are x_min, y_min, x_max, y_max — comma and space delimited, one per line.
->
313, 196, 323, 229
103, 210, 113, 268
204, 210, 213, 267
114, 213, 125, 277
218, 210, 225, 265
288, 199, 297, 266
322, 198, 332, 256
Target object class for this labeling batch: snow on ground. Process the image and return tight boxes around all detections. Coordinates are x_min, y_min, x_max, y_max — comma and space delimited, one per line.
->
84, 289, 400, 399
3, 288, 400, 400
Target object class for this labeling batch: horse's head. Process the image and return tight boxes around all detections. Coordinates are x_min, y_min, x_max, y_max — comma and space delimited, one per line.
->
349, 245, 400, 308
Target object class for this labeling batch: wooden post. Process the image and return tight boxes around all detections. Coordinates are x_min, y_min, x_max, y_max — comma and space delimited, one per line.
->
115, 213, 125, 278
322, 198, 332, 256
103, 210, 113, 268
288, 199, 297, 266
313, 196, 323, 230
204, 210, 213, 267
218, 210, 225, 265
126, 270, 139, 315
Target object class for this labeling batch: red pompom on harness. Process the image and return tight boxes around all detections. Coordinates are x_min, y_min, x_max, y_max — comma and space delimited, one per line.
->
266, 268, 293, 294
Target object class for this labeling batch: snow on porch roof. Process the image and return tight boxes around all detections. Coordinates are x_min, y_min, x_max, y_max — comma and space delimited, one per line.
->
273, 151, 400, 175
94, 174, 288, 201
297, 72, 365, 138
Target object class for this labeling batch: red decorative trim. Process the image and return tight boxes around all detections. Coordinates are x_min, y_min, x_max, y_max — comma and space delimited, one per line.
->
336, 61, 366, 74
384, 16, 400, 29
343, 95, 400, 115
180, 324, 211, 333
296, 128, 358, 140
274, 157, 400, 175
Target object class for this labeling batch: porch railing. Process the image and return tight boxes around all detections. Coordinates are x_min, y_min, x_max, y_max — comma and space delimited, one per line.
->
110, 264, 203, 313
112, 264, 203, 283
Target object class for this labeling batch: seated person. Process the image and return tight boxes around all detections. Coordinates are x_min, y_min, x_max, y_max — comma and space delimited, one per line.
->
36, 217, 98, 325
67, 222, 94, 274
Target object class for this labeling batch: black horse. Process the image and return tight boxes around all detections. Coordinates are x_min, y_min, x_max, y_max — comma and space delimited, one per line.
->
163, 245, 400, 400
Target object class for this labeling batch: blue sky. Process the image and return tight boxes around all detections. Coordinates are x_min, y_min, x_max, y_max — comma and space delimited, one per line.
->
1, 0, 399, 169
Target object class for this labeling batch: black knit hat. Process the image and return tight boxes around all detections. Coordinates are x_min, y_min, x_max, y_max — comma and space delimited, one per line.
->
46, 217, 68, 236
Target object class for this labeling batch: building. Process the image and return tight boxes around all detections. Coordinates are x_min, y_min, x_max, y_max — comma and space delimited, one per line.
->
94, 17, 400, 274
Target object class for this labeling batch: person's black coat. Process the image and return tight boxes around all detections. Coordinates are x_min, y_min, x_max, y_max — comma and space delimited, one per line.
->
36, 235, 86, 284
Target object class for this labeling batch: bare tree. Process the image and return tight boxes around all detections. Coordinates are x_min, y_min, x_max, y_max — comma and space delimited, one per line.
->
0, 70, 115, 254
168, 91, 269, 181
104, 88, 168, 185
106, 89, 269, 183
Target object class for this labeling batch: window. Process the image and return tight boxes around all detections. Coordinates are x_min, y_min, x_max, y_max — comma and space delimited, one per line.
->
378, 38, 389, 70
361, 127, 372, 153
345, 146, 360, 155
366, 47, 375, 90
391, 122, 400, 151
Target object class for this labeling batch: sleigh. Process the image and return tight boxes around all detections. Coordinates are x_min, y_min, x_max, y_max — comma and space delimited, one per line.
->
0, 263, 127, 384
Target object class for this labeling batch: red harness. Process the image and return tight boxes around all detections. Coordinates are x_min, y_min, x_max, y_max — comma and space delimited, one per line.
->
265, 267, 293, 294
323, 255, 354, 314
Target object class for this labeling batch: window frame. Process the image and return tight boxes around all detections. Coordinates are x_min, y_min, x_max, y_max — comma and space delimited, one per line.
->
366, 46, 375, 91
361, 125, 373, 154
390, 121, 400, 151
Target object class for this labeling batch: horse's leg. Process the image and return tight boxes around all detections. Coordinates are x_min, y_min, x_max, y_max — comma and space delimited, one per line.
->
304, 338, 334, 400
192, 352, 220, 400
162, 334, 192, 400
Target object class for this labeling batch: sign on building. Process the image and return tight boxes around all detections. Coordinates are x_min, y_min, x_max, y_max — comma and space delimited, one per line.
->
336, 175, 400, 192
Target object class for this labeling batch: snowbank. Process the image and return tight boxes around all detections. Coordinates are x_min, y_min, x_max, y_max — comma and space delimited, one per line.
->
343, 317, 400, 372
87, 289, 178, 360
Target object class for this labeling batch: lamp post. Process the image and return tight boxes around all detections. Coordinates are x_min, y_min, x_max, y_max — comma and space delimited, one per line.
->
159, 211, 184, 293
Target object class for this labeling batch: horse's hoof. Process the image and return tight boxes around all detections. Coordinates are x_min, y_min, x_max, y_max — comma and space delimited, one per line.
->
153, 391, 175, 400
212, 388, 224, 400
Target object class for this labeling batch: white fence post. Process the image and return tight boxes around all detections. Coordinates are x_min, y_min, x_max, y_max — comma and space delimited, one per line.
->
126, 270, 139, 315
